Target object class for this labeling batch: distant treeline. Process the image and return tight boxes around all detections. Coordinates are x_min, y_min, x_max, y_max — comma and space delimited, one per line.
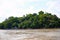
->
0, 11, 60, 29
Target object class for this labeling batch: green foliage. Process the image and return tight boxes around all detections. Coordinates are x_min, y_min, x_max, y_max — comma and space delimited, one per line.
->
0, 11, 60, 29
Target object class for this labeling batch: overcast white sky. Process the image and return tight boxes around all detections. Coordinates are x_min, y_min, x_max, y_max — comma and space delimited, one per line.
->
0, 0, 60, 22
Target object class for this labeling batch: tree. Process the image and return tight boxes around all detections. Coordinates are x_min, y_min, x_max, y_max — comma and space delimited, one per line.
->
0, 11, 60, 29
38, 11, 44, 15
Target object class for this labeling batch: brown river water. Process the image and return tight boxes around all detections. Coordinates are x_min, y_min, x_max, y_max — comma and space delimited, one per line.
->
0, 29, 60, 40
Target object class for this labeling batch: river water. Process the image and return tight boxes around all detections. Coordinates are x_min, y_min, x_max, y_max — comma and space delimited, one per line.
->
0, 29, 60, 40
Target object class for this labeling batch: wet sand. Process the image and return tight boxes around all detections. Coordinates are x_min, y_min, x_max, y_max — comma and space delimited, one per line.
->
0, 29, 60, 40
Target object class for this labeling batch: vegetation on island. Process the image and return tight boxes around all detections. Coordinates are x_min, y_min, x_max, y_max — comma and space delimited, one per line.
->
0, 11, 60, 29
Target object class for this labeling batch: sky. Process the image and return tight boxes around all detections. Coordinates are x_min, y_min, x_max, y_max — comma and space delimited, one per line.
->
0, 0, 60, 22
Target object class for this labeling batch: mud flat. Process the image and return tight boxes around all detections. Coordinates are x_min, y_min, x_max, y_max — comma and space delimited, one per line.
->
0, 29, 60, 40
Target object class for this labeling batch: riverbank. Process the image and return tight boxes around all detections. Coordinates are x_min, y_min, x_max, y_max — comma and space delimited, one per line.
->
0, 29, 60, 40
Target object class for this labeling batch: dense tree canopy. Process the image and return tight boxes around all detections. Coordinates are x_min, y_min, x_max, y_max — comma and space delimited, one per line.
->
0, 11, 60, 29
